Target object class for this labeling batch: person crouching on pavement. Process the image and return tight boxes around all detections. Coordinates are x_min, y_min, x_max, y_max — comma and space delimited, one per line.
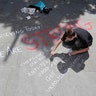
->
50, 28, 93, 56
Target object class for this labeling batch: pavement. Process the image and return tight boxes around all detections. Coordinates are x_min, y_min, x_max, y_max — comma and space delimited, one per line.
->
0, 0, 96, 96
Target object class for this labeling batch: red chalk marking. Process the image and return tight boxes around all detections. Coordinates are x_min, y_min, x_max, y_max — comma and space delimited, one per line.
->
77, 20, 92, 30
26, 40, 39, 50
36, 31, 48, 46
21, 34, 39, 50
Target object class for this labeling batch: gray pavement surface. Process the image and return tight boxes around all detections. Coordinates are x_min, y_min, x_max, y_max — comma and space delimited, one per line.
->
0, 0, 96, 96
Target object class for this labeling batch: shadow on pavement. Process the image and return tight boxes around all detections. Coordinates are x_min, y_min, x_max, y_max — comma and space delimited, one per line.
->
4, 34, 19, 61
50, 52, 89, 74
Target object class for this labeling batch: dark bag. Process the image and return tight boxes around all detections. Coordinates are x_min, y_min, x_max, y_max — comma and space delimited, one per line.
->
74, 28, 93, 47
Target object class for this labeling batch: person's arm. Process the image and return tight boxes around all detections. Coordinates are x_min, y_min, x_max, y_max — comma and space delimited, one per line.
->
50, 39, 62, 56
70, 47, 89, 56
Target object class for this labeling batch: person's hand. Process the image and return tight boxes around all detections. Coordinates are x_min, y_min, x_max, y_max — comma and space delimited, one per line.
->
50, 50, 55, 56
69, 51, 78, 56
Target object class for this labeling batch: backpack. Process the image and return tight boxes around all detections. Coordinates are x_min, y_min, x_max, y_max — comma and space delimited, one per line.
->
74, 28, 93, 47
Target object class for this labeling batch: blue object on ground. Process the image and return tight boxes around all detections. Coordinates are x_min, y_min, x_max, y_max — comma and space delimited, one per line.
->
35, 1, 46, 11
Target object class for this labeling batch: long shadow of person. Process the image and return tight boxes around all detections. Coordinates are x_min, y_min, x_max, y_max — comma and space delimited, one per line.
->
50, 52, 89, 74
